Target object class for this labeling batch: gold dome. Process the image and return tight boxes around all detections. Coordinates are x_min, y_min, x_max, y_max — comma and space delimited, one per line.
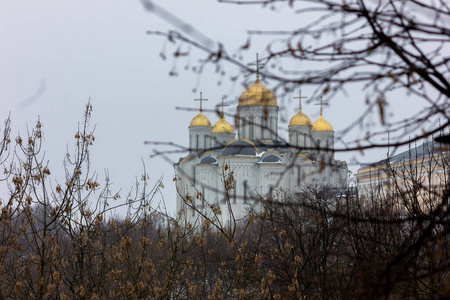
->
289, 108, 312, 126
312, 114, 333, 132
212, 117, 235, 133
190, 112, 211, 127
238, 79, 277, 106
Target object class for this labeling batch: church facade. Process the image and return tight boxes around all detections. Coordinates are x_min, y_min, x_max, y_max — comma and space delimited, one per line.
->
174, 74, 348, 225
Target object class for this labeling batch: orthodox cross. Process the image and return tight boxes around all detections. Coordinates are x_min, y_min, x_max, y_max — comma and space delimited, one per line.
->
194, 92, 208, 112
294, 89, 307, 109
216, 97, 229, 118
248, 53, 265, 79
315, 96, 328, 115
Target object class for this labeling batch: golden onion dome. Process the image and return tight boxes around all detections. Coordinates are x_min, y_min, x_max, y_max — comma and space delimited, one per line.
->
312, 114, 334, 132
189, 112, 211, 127
289, 108, 312, 126
238, 79, 277, 106
212, 117, 235, 134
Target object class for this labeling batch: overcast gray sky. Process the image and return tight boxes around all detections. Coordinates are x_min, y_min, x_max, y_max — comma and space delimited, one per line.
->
0, 1, 427, 215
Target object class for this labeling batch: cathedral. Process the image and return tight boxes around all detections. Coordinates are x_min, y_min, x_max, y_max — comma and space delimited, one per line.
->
174, 69, 348, 225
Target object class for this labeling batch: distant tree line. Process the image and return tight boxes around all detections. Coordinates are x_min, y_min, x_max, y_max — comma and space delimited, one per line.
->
0, 104, 448, 299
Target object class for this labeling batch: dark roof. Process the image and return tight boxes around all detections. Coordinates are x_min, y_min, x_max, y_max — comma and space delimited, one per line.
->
360, 141, 446, 168
222, 140, 258, 156
252, 139, 290, 155
261, 155, 281, 163
200, 156, 217, 164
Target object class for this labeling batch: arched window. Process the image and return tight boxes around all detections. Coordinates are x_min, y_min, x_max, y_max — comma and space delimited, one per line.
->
297, 166, 301, 186
193, 167, 196, 185
269, 117, 273, 139
296, 133, 299, 148
261, 116, 264, 139
243, 180, 248, 204
269, 185, 273, 201
196, 135, 199, 152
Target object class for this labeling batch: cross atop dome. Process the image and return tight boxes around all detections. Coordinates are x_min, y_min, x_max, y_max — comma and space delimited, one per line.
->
294, 89, 307, 110
212, 97, 235, 134
216, 97, 229, 118
315, 96, 328, 115
194, 92, 208, 112
248, 53, 265, 79
313, 96, 333, 131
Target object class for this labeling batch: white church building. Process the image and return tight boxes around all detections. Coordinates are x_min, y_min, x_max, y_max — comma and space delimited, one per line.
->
174, 71, 348, 225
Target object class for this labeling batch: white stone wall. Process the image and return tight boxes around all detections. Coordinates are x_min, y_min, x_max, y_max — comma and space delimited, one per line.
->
237, 106, 278, 140
217, 157, 259, 221
211, 132, 235, 149
189, 126, 212, 154
177, 139, 348, 226
177, 151, 349, 226
288, 125, 313, 153
312, 131, 334, 156
286, 155, 316, 191
175, 157, 199, 224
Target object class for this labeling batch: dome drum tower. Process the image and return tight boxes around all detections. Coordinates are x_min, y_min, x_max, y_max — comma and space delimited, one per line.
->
189, 115, 212, 155
212, 98, 236, 148
189, 93, 213, 155
288, 90, 313, 154
212, 119, 235, 148
237, 105, 278, 141
311, 98, 334, 156
237, 78, 279, 141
